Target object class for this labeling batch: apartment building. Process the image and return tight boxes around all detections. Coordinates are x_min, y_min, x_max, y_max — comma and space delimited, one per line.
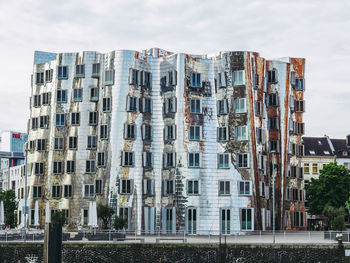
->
24, 49, 306, 232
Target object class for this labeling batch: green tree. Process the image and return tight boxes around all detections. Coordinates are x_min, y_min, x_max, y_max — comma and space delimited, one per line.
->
306, 162, 350, 216
97, 203, 115, 229
323, 205, 346, 230
113, 216, 128, 230
51, 210, 66, 225
0, 190, 18, 227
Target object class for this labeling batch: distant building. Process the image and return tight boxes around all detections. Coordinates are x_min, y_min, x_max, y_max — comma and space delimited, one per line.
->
0, 130, 28, 167
302, 135, 350, 230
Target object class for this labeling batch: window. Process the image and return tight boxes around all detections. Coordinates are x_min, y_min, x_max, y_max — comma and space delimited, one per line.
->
70, 112, 80, 126
235, 126, 248, 141
66, 160, 75, 173
33, 186, 42, 198
31, 117, 38, 129
73, 88, 82, 102
54, 137, 64, 150
122, 151, 134, 167
97, 152, 106, 167
142, 125, 152, 140
143, 179, 154, 195
220, 209, 231, 234
290, 72, 296, 86
294, 122, 305, 135
68, 136, 77, 150
42, 92, 51, 105
312, 163, 318, 174
295, 78, 304, 91
52, 185, 61, 198
92, 63, 100, 77
294, 100, 305, 112
124, 124, 136, 140
267, 70, 277, 83
104, 69, 115, 85
186, 208, 197, 234
268, 117, 279, 130
39, 115, 49, 128
164, 125, 176, 141
239, 181, 251, 195
237, 153, 249, 168
217, 127, 229, 142
129, 68, 139, 85
95, 180, 103, 194
103, 98, 111, 112
141, 71, 151, 87
187, 180, 199, 195
218, 153, 229, 168
56, 90, 67, 103
29, 140, 35, 151
164, 98, 177, 113
254, 74, 260, 89
34, 162, 44, 175
166, 70, 177, 87
234, 98, 246, 113
233, 70, 245, 85
33, 95, 41, 107
63, 184, 73, 198
163, 152, 176, 168
100, 125, 108, 139
57, 66, 68, 79
75, 64, 85, 77
218, 72, 226, 87
45, 69, 53, 82
267, 93, 278, 107
143, 152, 153, 168
191, 73, 201, 87
30, 209, 40, 225
87, 135, 97, 149
88, 111, 98, 125
142, 98, 152, 113
119, 207, 130, 229
188, 153, 200, 168
127, 96, 138, 112
36, 139, 46, 151
241, 208, 253, 230
90, 87, 98, 101
269, 140, 279, 153
62, 209, 69, 224
255, 101, 262, 116
86, 160, 96, 173
189, 125, 201, 141
84, 184, 95, 198
83, 209, 88, 225
217, 99, 228, 115
53, 161, 62, 174
190, 99, 201, 114
36, 72, 44, 84
162, 180, 174, 195
55, 113, 65, 126
120, 179, 133, 194
219, 181, 230, 195
304, 163, 309, 174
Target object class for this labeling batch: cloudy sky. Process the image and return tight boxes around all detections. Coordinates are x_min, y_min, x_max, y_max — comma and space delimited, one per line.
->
0, 0, 349, 138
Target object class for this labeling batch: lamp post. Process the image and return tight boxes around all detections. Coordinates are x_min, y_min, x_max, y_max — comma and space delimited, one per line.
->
272, 154, 276, 244
23, 142, 28, 241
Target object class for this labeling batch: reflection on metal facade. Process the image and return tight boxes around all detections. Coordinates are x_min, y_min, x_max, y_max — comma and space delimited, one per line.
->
25, 48, 305, 232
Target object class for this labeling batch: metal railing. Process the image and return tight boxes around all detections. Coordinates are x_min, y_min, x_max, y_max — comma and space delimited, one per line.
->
0, 229, 348, 243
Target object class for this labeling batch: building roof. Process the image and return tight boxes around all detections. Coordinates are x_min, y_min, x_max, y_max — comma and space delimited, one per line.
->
302, 137, 334, 157
331, 138, 350, 158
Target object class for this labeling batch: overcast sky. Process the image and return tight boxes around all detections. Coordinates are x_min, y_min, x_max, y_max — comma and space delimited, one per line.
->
0, 0, 349, 138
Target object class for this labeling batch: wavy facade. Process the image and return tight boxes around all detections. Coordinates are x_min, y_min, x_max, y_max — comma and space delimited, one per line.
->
24, 48, 306, 232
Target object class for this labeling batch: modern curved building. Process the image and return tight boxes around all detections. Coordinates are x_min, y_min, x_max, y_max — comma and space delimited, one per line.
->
24, 48, 306, 233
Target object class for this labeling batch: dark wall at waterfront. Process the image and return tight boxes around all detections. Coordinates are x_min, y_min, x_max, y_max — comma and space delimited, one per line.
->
1, 243, 350, 263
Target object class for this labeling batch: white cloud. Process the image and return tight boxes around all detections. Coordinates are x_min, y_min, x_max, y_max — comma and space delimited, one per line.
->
0, 0, 349, 137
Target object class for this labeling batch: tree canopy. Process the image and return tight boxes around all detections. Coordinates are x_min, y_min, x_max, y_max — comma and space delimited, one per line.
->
0, 190, 18, 227
97, 203, 115, 229
306, 162, 350, 216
